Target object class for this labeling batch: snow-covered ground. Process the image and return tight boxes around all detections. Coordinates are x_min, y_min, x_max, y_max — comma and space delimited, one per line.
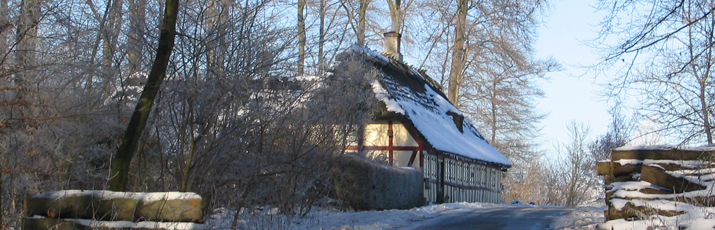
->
206, 203, 606, 230
554, 206, 606, 230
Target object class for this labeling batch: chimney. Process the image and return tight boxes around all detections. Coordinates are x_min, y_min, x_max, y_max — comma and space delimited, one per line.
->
383, 31, 403, 62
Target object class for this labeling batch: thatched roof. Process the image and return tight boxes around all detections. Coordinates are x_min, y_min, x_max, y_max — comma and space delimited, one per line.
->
344, 45, 511, 167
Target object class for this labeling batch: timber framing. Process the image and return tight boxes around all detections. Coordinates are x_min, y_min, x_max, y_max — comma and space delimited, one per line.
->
336, 46, 510, 204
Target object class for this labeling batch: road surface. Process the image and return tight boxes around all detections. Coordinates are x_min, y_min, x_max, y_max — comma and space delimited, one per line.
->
400, 206, 572, 230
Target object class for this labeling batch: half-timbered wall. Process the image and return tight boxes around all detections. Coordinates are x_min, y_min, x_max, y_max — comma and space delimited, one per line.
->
345, 119, 503, 204
423, 153, 502, 203
346, 120, 424, 167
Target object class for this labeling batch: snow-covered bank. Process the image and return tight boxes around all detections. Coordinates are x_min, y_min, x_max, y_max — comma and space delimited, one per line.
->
554, 206, 606, 230
206, 203, 605, 230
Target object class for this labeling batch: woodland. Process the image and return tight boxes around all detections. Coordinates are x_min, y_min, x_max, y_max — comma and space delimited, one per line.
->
2, 0, 715, 228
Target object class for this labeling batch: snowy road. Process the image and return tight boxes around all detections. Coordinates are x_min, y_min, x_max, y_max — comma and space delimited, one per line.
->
399, 206, 572, 230
209, 203, 603, 230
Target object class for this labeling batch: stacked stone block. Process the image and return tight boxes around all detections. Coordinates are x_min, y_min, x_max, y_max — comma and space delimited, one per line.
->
597, 147, 714, 222
22, 190, 204, 230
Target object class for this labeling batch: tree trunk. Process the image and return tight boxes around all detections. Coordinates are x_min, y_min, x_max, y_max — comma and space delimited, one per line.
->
203, 0, 227, 76
318, 0, 325, 74
700, 14, 713, 144
688, 17, 713, 145
298, 0, 306, 76
180, 138, 196, 192
102, 0, 122, 82
127, 0, 146, 75
0, 0, 8, 64
699, 77, 712, 144
14, 0, 42, 123
109, 0, 179, 191
490, 82, 497, 143
385, 0, 400, 32
357, 0, 369, 46
0, 169, 3, 227
447, 0, 467, 107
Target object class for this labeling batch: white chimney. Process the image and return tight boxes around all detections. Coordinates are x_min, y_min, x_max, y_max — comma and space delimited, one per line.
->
383, 31, 403, 62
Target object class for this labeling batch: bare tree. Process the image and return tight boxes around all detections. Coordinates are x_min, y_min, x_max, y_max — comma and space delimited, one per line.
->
385, 0, 405, 32
595, 0, 715, 145
317, 0, 328, 74
339, 0, 378, 46
0, 0, 9, 64
547, 122, 599, 207
109, 0, 179, 191
127, 0, 146, 75
444, 0, 555, 203
590, 100, 635, 161
13, 0, 43, 124
294, 0, 356, 75
357, 0, 371, 45
412, 0, 553, 154
502, 158, 550, 204
298, 0, 307, 75
446, 0, 466, 106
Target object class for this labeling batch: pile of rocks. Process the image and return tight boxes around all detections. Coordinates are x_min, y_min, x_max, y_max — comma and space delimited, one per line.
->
22, 190, 204, 230
597, 146, 715, 222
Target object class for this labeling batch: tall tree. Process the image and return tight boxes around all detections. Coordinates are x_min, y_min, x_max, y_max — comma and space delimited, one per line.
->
0, 0, 11, 225
127, 0, 146, 75
590, 100, 634, 161
413, 0, 552, 148
446, 0, 466, 107
0, 0, 8, 61
595, 0, 715, 145
357, 0, 370, 46
298, 0, 306, 75
318, 0, 327, 73
102, 0, 123, 82
438, 0, 553, 203
109, 0, 180, 191
385, 0, 401, 32
548, 122, 597, 207
14, 0, 42, 123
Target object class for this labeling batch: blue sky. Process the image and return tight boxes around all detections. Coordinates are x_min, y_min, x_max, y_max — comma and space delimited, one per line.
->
534, 0, 610, 154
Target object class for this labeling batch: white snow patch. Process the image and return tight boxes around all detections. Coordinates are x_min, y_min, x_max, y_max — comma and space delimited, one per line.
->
598, 200, 715, 230
643, 159, 710, 168
554, 206, 605, 230
606, 181, 662, 193
616, 159, 643, 165
601, 199, 715, 229
371, 80, 405, 114
36, 190, 201, 203
293, 75, 322, 81
614, 145, 715, 151
66, 219, 205, 229
351, 45, 391, 63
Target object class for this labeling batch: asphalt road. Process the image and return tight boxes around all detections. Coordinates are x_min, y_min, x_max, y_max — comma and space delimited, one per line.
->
400, 206, 572, 230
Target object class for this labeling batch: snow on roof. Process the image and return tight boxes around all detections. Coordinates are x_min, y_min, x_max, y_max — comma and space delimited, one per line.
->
614, 145, 715, 151
348, 45, 511, 167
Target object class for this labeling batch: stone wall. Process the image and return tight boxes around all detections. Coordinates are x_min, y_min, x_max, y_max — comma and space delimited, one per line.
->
331, 156, 424, 210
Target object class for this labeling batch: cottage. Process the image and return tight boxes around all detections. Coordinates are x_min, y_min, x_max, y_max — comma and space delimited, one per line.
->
340, 32, 512, 204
